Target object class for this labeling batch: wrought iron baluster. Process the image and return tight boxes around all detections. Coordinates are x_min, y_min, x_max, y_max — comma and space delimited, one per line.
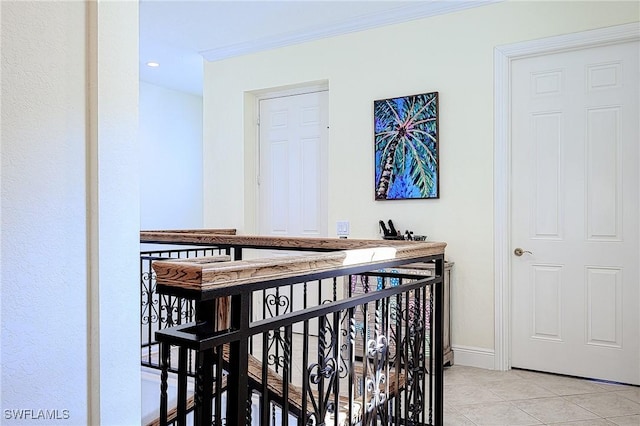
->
282, 325, 291, 426
245, 390, 253, 426
332, 277, 337, 302
260, 333, 270, 426
403, 291, 410, 423
275, 287, 281, 375
177, 346, 188, 426
214, 346, 223, 426
159, 342, 169, 426
332, 310, 340, 426
361, 296, 369, 424
302, 320, 310, 425
428, 282, 434, 424
347, 307, 355, 426
434, 256, 445, 426
394, 290, 402, 424
317, 315, 326, 421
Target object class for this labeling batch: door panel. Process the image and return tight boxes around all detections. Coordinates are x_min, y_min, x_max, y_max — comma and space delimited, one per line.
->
511, 41, 639, 384
531, 265, 562, 341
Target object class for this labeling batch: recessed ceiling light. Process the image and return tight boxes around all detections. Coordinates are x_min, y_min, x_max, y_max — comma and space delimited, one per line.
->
146, 61, 160, 68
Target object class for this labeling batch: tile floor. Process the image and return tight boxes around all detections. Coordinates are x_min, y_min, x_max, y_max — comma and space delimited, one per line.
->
443, 365, 640, 425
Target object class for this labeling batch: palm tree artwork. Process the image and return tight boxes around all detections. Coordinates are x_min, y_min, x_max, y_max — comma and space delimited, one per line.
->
374, 92, 439, 200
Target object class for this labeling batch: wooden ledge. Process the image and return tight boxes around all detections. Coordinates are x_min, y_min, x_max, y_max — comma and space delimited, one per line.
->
152, 238, 446, 292
142, 232, 440, 251
141, 229, 237, 237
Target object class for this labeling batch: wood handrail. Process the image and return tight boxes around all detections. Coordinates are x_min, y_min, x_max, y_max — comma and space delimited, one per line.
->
141, 232, 443, 250
141, 228, 237, 235
150, 236, 446, 291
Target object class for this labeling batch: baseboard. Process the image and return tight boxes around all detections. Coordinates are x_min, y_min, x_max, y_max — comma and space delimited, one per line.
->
451, 345, 495, 370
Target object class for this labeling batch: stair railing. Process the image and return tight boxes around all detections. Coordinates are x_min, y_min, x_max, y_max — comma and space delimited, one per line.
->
145, 234, 445, 426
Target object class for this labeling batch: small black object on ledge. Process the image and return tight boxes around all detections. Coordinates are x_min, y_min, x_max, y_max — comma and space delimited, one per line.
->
380, 219, 404, 240
379, 219, 426, 241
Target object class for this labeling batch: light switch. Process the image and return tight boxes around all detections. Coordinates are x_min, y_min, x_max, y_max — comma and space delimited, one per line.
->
336, 220, 350, 236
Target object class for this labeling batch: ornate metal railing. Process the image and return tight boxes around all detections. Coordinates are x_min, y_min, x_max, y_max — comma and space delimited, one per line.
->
141, 247, 230, 373
141, 229, 237, 374
143, 232, 445, 426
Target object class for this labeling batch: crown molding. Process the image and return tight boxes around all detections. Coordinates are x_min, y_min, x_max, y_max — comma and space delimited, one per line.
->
200, 1, 499, 62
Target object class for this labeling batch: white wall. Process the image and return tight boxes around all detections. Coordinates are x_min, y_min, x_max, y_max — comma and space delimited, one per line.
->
1, 1, 140, 423
139, 81, 203, 229
203, 1, 639, 360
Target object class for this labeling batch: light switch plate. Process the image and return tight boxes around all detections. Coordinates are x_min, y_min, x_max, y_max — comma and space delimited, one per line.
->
336, 220, 350, 236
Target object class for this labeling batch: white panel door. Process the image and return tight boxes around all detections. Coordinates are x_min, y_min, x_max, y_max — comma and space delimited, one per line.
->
511, 41, 639, 384
258, 91, 328, 238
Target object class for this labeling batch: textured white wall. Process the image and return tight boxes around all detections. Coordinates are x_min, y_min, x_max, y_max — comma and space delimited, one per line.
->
1, 1, 140, 423
1, 2, 90, 421
203, 1, 639, 356
139, 81, 203, 230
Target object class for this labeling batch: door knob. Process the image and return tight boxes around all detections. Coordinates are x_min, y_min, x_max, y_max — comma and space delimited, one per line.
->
514, 248, 533, 257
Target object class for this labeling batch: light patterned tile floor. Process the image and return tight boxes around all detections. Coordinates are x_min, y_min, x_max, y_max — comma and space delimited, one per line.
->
445, 366, 640, 426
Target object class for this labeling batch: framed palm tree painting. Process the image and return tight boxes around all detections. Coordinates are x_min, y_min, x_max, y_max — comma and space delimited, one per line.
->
374, 91, 439, 200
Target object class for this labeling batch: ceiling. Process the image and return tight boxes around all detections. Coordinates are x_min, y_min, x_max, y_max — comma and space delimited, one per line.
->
139, 0, 496, 95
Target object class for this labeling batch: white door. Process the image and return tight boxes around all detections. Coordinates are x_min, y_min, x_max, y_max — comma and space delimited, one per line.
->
511, 41, 639, 384
258, 91, 328, 238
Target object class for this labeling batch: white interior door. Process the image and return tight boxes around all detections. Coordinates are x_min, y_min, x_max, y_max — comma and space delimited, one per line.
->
511, 41, 639, 384
258, 91, 328, 238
